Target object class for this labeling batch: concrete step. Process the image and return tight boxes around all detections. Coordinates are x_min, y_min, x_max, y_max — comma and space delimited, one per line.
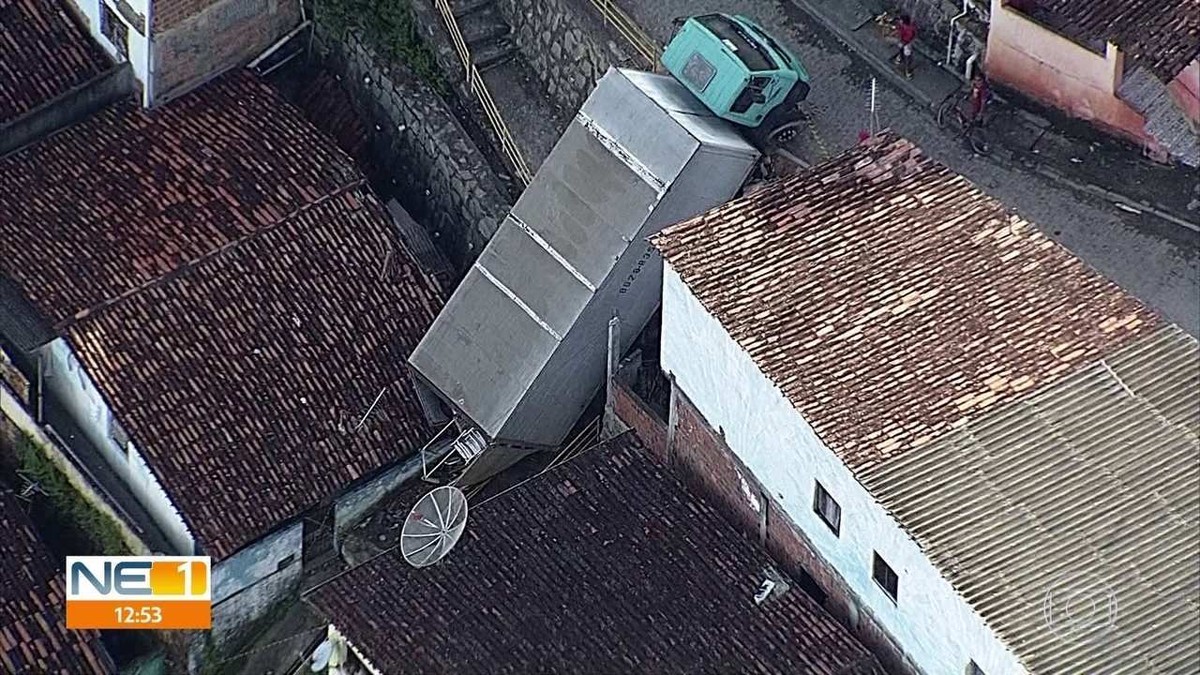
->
452, 0, 493, 18
473, 38, 516, 72
459, 5, 510, 47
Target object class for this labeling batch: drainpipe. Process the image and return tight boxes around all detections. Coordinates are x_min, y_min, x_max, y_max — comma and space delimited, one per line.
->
946, 0, 970, 70
964, 52, 978, 80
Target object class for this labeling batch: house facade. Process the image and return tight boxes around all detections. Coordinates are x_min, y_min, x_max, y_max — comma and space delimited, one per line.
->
637, 135, 1198, 673
986, 0, 1199, 166
63, 0, 302, 106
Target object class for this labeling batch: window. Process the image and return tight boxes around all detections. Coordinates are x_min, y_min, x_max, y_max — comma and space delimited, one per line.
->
100, 3, 128, 59
965, 661, 985, 675
680, 52, 717, 92
872, 552, 899, 602
812, 480, 841, 536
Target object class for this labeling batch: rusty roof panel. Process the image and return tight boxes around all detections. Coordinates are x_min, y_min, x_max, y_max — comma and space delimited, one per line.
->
653, 135, 1161, 474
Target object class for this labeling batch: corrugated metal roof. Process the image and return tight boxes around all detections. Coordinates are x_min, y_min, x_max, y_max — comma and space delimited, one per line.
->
653, 135, 1161, 475
863, 325, 1200, 674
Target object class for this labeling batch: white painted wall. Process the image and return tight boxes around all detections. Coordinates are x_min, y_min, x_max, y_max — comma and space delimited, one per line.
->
38, 338, 194, 554
65, 0, 152, 105
659, 263, 1026, 675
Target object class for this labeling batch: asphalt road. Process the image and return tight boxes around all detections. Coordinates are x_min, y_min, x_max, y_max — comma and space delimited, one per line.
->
618, 0, 1200, 337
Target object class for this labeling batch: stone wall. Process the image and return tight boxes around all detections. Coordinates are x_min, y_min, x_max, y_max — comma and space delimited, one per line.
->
318, 28, 511, 269
494, 0, 632, 113
663, 387, 921, 675
155, 0, 300, 102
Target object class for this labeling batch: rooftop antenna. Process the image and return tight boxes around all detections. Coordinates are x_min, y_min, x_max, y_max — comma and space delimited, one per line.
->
400, 485, 469, 568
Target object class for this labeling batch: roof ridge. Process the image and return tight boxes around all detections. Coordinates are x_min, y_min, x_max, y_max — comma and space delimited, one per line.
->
58, 178, 367, 331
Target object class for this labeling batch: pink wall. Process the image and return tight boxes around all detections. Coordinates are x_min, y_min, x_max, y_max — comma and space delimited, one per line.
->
1168, 60, 1200, 123
986, 0, 1149, 145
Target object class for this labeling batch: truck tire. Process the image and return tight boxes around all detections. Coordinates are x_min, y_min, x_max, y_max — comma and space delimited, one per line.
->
748, 105, 804, 151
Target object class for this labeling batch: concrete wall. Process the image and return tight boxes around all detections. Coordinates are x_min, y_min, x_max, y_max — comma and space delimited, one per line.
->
37, 338, 195, 555
0, 380, 151, 556
493, 0, 632, 114
0, 64, 135, 158
658, 263, 1027, 675
333, 448, 446, 546
985, 0, 1147, 144
320, 29, 511, 269
210, 521, 302, 623
154, 0, 301, 103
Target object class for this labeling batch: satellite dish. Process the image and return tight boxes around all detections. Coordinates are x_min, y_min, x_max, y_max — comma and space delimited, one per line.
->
310, 639, 332, 671
401, 485, 468, 567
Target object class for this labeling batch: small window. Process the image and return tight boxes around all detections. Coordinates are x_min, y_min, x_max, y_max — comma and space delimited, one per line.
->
100, 3, 129, 59
872, 552, 898, 602
965, 661, 985, 675
812, 481, 841, 536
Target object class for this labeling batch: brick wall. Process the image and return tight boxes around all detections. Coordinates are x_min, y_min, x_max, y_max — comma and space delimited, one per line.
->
668, 387, 921, 675
153, 0, 224, 33
609, 381, 667, 461
154, 0, 299, 102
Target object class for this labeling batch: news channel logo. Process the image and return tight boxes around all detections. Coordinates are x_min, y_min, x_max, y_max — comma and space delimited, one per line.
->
1041, 571, 1117, 645
66, 556, 211, 630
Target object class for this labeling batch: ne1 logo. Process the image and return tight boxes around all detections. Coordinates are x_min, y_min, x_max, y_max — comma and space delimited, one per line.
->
66, 556, 212, 630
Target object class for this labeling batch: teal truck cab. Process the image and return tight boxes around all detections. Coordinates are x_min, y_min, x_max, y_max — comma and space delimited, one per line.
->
662, 13, 811, 149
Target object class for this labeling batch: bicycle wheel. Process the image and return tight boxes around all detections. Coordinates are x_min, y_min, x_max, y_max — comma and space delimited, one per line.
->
936, 96, 956, 128
967, 128, 991, 156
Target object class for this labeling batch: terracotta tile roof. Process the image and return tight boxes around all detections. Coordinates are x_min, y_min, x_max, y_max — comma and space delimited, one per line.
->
68, 188, 444, 558
0, 0, 111, 126
310, 433, 883, 675
0, 490, 115, 675
0, 70, 361, 330
653, 135, 1160, 476
1042, 0, 1200, 81
0, 70, 444, 559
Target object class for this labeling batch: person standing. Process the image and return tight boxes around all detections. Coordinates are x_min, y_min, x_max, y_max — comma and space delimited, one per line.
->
896, 14, 917, 79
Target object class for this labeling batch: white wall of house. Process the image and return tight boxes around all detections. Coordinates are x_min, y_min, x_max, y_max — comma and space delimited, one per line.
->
66, 0, 153, 105
38, 338, 194, 554
658, 263, 1026, 675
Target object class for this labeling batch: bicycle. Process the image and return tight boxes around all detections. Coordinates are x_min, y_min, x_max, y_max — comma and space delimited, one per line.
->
937, 89, 992, 156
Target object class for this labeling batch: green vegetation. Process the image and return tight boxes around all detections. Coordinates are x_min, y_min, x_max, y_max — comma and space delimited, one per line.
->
5, 430, 132, 557
318, 0, 447, 93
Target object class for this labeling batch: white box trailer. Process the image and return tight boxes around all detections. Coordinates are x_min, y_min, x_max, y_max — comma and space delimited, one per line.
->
409, 68, 758, 451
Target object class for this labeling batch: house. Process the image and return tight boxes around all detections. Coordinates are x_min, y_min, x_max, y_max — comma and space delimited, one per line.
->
63, 0, 303, 106
986, 0, 1199, 166
0, 69, 446, 653
0, 488, 117, 675
307, 431, 885, 675
0, 0, 134, 156
621, 134, 1200, 674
